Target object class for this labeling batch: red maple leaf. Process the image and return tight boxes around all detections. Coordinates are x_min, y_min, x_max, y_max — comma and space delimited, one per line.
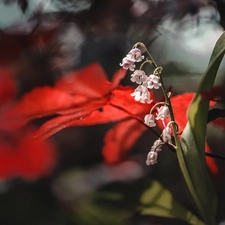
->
202, 85, 225, 131
0, 70, 57, 180
0, 126, 56, 180
162, 93, 218, 175
0, 67, 16, 108
0, 63, 218, 175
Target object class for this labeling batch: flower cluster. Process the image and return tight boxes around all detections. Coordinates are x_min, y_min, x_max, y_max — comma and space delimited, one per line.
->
120, 44, 177, 166
144, 107, 172, 164
120, 48, 161, 104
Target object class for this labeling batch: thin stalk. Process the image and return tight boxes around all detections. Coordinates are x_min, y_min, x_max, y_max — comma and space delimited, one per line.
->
135, 42, 180, 150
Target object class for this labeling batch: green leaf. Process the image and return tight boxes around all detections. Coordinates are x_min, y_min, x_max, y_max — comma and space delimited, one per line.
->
177, 32, 225, 224
139, 180, 205, 225
70, 199, 130, 225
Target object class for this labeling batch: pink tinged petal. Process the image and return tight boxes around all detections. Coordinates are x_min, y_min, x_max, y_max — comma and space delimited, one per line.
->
130, 70, 148, 84
146, 151, 158, 165
144, 114, 156, 127
162, 127, 172, 143
131, 85, 152, 104
119, 57, 135, 71
156, 105, 169, 120
109, 86, 155, 115
129, 48, 144, 62
151, 139, 164, 152
146, 75, 161, 89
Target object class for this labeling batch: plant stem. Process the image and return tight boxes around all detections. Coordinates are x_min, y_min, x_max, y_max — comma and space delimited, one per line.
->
135, 42, 180, 150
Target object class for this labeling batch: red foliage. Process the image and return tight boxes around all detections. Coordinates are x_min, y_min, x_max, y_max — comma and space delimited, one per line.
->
162, 93, 218, 175
102, 119, 146, 163
0, 63, 219, 176
0, 70, 56, 180
202, 85, 225, 102
0, 68, 16, 108
0, 127, 56, 180
202, 85, 225, 131
0, 29, 57, 66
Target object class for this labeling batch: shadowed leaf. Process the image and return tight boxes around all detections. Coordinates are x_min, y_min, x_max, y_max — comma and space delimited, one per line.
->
178, 32, 225, 224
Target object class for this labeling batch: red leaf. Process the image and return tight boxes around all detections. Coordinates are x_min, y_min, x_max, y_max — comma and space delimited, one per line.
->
34, 85, 155, 141
34, 100, 107, 141
211, 117, 225, 130
0, 67, 16, 107
169, 93, 195, 131
0, 86, 90, 130
0, 65, 131, 132
110, 85, 155, 116
102, 119, 147, 163
0, 126, 56, 180
202, 86, 225, 102
111, 68, 127, 88
205, 143, 218, 175
162, 92, 218, 175
56, 63, 112, 98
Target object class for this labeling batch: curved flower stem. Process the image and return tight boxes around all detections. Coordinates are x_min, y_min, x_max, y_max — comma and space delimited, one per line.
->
149, 101, 169, 114
109, 102, 177, 151
110, 102, 225, 160
167, 121, 180, 134
134, 42, 180, 150
140, 60, 153, 70
133, 42, 158, 68
109, 102, 160, 137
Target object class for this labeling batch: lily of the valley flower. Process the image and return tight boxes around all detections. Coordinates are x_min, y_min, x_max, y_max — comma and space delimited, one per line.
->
146, 151, 158, 165
146, 139, 164, 166
156, 105, 169, 120
151, 139, 164, 152
120, 57, 136, 71
128, 48, 144, 62
144, 113, 156, 127
120, 48, 144, 71
144, 74, 161, 89
130, 69, 148, 84
130, 85, 152, 104
162, 126, 172, 143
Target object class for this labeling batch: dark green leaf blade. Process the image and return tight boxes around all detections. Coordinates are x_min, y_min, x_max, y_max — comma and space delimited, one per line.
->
139, 180, 205, 225
178, 32, 225, 224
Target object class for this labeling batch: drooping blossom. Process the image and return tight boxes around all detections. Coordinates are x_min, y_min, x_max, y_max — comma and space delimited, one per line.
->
144, 113, 156, 127
162, 126, 172, 143
144, 74, 161, 89
128, 48, 144, 62
146, 151, 158, 165
151, 139, 164, 152
120, 48, 144, 71
130, 69, 148, 84
120, 57, 136, 71
130, 85, 152, 103
156, 105, 170, 120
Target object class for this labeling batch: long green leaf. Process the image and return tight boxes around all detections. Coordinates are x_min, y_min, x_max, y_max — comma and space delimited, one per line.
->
177, 32, 225, 225
139, 180, 205, 225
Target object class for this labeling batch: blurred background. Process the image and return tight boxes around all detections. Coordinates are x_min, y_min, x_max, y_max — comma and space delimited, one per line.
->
0, 0, 225, 224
